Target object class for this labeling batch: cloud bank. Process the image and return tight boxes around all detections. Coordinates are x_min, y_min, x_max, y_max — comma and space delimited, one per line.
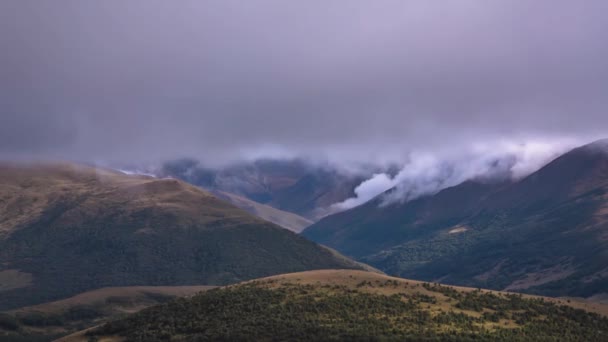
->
331, 139, 578, 211
0, 1, 607, 166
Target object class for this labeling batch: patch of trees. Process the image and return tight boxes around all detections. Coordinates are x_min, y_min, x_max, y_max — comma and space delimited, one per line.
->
89, 282, 608, 341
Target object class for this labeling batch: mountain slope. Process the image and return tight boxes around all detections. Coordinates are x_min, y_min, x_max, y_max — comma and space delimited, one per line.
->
1, 285, 214, 342
161, 159, 367, 219
75, 270, 608, 342
0, 162, 364, 310
303, 140, 608, 298
211, 190, 312, 233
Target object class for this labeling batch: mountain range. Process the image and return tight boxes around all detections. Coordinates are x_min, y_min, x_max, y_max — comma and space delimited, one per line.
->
303, 139, 608, 299
2, 140, 608, 341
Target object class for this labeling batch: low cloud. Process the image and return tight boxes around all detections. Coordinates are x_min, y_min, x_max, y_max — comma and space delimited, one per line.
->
1, 1, 607, 166
331, 139, 578, 211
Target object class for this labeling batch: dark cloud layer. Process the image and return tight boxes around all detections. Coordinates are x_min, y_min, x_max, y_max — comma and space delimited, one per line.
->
1, 1, 607, 165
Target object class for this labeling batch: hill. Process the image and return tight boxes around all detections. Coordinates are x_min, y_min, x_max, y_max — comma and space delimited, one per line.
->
0, 285, 213, 342
303, 140, 608, 298
0, 162, 365, 310
211, 190, 312, 233
72, 270, 608, 341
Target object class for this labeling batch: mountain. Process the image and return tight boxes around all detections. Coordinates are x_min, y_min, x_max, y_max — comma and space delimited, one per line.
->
73, 270, 608, 342
303, 140, 608, 298
0, 162, 366, 310
211, 190, 312, 233
161, 158, 369, 220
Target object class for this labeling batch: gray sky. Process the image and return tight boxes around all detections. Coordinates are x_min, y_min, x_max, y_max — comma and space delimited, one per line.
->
1, 0, 608, 166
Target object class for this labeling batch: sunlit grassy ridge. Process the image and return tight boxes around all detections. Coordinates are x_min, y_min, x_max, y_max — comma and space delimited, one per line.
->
85, 270, 608, 341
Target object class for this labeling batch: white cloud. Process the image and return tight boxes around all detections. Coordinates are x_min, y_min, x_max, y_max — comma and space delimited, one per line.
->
331, 138, 579, 211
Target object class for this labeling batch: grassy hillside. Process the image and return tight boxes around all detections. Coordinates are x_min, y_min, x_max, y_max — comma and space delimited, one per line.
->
303, 140, 608, 298
0, 285, 213, 342
76, 270, 608, 341
0, 162, 364, 310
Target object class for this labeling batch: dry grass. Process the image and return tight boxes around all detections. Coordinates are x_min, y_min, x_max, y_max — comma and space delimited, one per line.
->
250, 270, 608, 317
0, 161, 267, 239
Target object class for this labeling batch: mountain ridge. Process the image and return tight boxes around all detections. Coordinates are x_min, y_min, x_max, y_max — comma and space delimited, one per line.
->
303, 140, 608, 298
69, 270, 608, 342
0, 162, 365, 310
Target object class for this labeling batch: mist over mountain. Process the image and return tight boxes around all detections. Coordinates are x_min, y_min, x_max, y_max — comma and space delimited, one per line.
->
304, 140, 608, 298
158, 158, 373, 220
150, 139, 577, 221
3, 1, 608, 340
333, 140, 578, 211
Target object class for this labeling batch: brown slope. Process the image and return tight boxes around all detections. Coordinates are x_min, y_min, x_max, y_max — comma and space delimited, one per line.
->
0, 162, 365, 310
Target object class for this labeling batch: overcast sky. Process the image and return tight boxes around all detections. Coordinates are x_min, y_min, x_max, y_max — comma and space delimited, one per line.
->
1, 0, 607, 166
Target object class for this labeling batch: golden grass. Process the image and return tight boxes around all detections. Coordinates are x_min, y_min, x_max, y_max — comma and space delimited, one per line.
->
249, 270, 608, 317
0, 161, 271, 239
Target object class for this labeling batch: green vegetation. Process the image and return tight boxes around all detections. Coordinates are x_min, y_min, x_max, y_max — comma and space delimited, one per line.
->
0, 307, 101, 342
88, 271, 608, 341
0, 286, 213, 341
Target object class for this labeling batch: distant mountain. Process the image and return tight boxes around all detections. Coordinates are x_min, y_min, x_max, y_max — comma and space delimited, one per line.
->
77, 270, 608, 342
303, 140, 608, 298
0, 162, 365, 310
211, 190, 312, 233
161, 159, 369, 220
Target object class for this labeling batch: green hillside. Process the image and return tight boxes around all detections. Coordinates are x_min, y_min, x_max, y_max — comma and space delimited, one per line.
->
0, 285, 213, 342
81, 270, 608, 342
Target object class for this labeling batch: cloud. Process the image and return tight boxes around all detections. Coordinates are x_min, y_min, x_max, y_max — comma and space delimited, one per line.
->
0, 1, 607, 166
331, 173, 394, 211
331, 139, 578, 210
